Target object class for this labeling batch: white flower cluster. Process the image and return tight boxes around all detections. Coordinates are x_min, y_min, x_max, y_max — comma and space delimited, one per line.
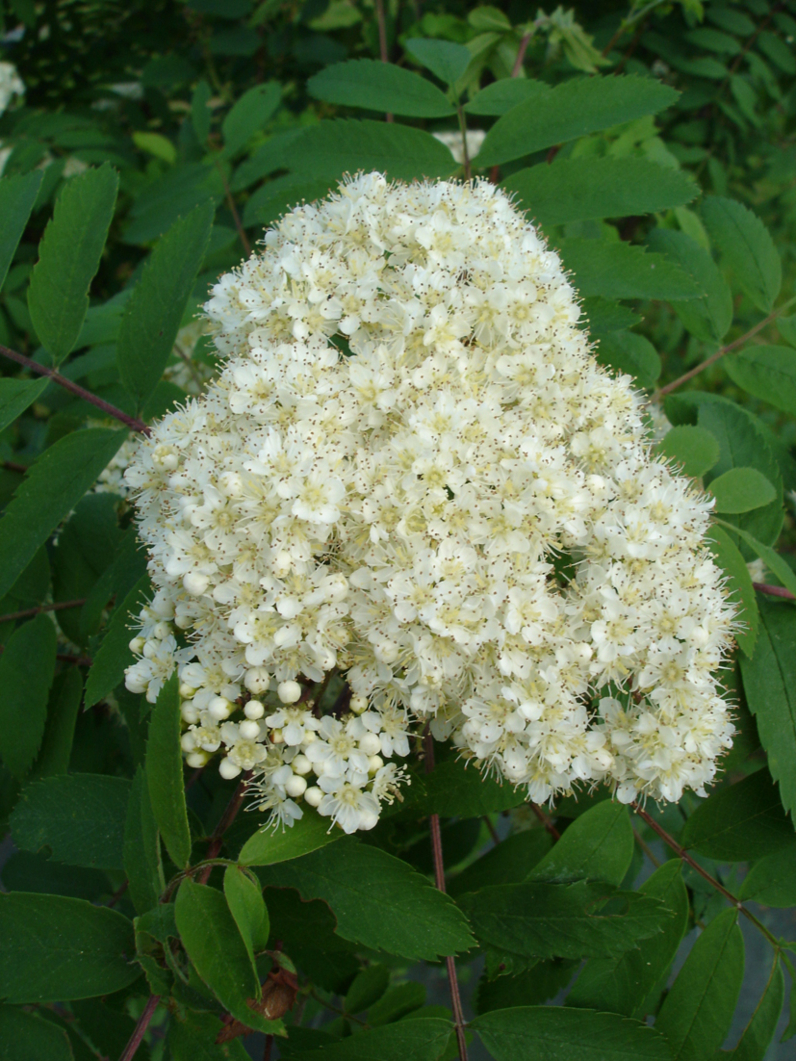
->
123, 173, 736, 832
0, 61, 24, 117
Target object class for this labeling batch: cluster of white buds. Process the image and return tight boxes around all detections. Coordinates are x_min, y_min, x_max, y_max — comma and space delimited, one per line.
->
123, 173, 737, 832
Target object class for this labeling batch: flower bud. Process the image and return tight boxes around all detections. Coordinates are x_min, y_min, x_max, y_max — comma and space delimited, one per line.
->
244, 699, 265, 720
244, 668, 270, 694
183, 572, 209, 596
219, 757, 242, 780
278, 680, 302, 704
208, 696, 231, 721
285, 774, 307, 798
304, 786, 323, 807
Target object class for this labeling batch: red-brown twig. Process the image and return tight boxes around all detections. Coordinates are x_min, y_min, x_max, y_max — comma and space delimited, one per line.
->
212, 155, 251, 257
197, 772, 252, 883
0, 598, 87, 625
482, 815, 501, 845
107, 879, 130, 908
511, 30, 533, 77
0, 343, 150, 434
530, 802, 561, 840
753, 582, 796, 601
117, 994, 160, 1061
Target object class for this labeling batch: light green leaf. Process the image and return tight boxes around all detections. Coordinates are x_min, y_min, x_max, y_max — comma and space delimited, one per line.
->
256, 837, 475, 960
596, 330, 661, 388
472, 1007, 673, 1061
192, 80, 212, 146
85, 574, 150, 708
283, 120, 457, 182
238, 809, 341, 866
222, 81, 282, 157
725, 345, 796, 419
132, 131, 177, 164
702, 196, 781, 313
30, 668, 83, 780
465, 79, 549, 116
0, 427, 128, 602
658, 425, 720, 479
27, 164, 119, 365
224, 865, 270, 962
288, 1018, 453, 1060
739, 844, 796, 907
0, 171, 43, 291
405, 37, 472, 86
728, 956, 784, 1061
528, 799, 633, 887
647, 229, 733, 342
0, 378, 49, 434
656, 908, 744, 1061
145, 674, 191, 869
706, 525, 758, 658
557, 239, 701, 301
503, 158, 696, 227
0, 892, 139, 1002
10, 773, 130, 870
117, 201, 213, 412
477, 75, 679, 168
680, 769, 793, 861
308, 59, 455, 118
0, 1004, 73, 1061
709, 467, 776, 514
740, 600, 796, 818
123, 765, 163, 914
0, 614, 57, 778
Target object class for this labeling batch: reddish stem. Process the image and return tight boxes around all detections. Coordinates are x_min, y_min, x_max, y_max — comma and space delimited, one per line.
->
197, 772, 252, 883
117, 994, 160, 1061
511, 31, 532, 77
0, 598, 87, 625
753, 582, 795, 601
530, 802, 561, 840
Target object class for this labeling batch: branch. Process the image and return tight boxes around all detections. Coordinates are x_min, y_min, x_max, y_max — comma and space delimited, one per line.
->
212, 155, 251, 257
754, 582, 796, 601
197, 772, 252, 883
0, 598, 87, 625
511, 30, 533, 77
375, 0, 394, 122
0, 344, 150, 435
117, 994, 160, 1061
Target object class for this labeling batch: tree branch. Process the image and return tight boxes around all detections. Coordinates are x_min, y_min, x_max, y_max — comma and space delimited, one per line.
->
753, 582, 795, 601
197, 772, 252, 883
117, 994, 160, 1061
0, 598, 87, 625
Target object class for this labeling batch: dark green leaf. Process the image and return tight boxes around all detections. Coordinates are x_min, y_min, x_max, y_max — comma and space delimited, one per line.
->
465, 79, 550, 116
646, 229, 733, 342
719, 523, 796, 600
192, 80, 212, 146
706, 526, 758, 658
421, 754, 527, 817
728, 956, 784, 1061
596, 330, 661, 388
169, 1011, 250, 1061
238, 807, 342, 865
288, 1018, 452, 1060
740, 601, 796, 818
242, 175, 334, 229
344, 964, 390, 1015
0, 1004, 73, 1061
256, 837, 475, 960
504, 158, 696, 227
145, 674, 191, 869
117, 202, 213, 411
557, 239, 701, 301
567, 859, 688, 1016
477, 76, 679, 168
0, 614, 57, 778
405, 38, 472, 86
27, 165, 119, 365
85, 574, 150, 708
282, 120, 456, 182
0, 427, 128, 602
658, 425, 720, 479
175, 878, 281, 1034
224, 865, 270, 961
777, 314, 796, 348
0, 891, 139, 1002
222, 82, 281, 157
725, 345, 796, 419
0, 378, 49, 433
367, 982, 426, 1025
476, 959, 578, 1014
582, 298, 639, 335
655, 908, 744, 1061
739, 844, 796, 907
680, 769, 793, 861
449, 830, 552, 898
30, 668, 83, 780
124, 765, 163, 914
10, 773, 130, 870
262, 887, 358, 994
528, 799, 633, 886
702, 196, 781, 312
0, 171, 43, 291
308, 59, 455, 118
709, 467, 776, 513
472, 1006, 673, 1060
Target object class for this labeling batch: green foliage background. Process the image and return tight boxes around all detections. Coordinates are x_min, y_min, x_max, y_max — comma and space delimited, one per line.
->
1, 0, 796, 1058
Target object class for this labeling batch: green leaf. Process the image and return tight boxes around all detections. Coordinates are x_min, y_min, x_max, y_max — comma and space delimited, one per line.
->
646, 229, 733, 342
655, 908, 744, 1061
0, 427, 128, 602
117, 201, 213, 412
706, 526, 758, 658
460, 881, 665, 973
680, 769, 793, 861
85, 574, 150, 708
124, 765, 164, 914
222, 81, 281, 157
344, 964, 390, 1015
582, 298, 640, 335
658, 425, 720, 479
288, 1017, 453, 1060
405, 37, 472, 86
596, 330, 661, 389
133, 131, 177, 164
725, 345, 796, 419
0, 171, 43, 292
421, 754, 527, 817
169, 1011, 250, 1061
701, 196, 781, 313
175, 878, 281, 1034
192, 80, 212, 146
472, 1007, 673, 1061
557, 239, 701, 301
477, 75, 679, 168
465, 79, 550, 116
568, 859, 688, 1017
308, 59, 455, 118
777, 314, 796, 348
282, 120, 457, 182
0, 1004, 73, 1061
242, 175, 334, 229
503, 158, 696, 227
224, 865, 270, 962
238, 807, 342, 865
10, 773, 130, 870
450, 830, 552, 898
0, 614, 57, 778
145, 674, 191, 869
740, 600, 796, 818
0, 378, 49, 433
528, 799, 633, 886
27, 164, 119, 365
739, 844, 796, 907
476, 959, 578, 1014
256, 837, 475, 960
709, 467, 776, 513
728, 956, 784, 1061
0, 891, 139, 1002
30, 668, 83, 780
718, 523, 796, 601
